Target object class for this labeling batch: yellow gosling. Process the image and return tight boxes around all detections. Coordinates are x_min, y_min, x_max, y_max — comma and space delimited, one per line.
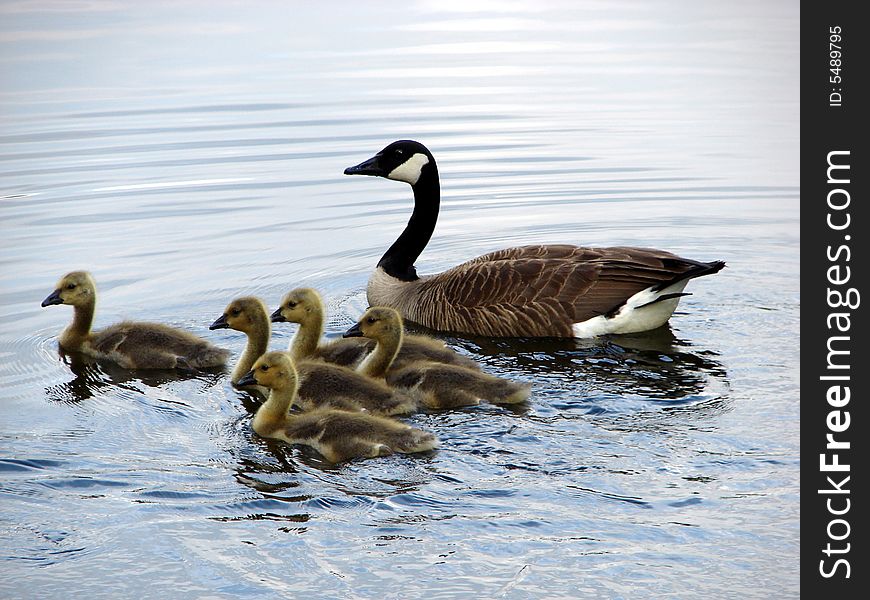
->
345, 307, 531, 409
272, 286, 479, 370
212, 295, 415, 415
42, 271, 228, 370
238, 351, 438, 462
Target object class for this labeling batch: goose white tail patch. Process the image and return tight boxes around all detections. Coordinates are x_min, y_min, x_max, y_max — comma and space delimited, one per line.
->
571, 281, 690, 338
387, 153, 429, 185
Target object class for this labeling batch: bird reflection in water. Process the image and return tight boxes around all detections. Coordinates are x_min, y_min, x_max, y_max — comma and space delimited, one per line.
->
435, 323, 727, 407
44, 346, 226, 404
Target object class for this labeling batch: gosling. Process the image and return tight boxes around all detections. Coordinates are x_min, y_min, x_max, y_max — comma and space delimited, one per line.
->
345, 307, 531, 409
238, 351, 438, 462
211, 295, 415, 415
210, 296, 272, 385
271, 287, 479, 370
42, 271, 228, 370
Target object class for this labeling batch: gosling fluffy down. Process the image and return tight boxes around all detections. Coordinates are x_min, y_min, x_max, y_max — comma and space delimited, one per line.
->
345, 307, 531, 409
271, 287, 374, 366
271, 287, 479, 371
42, 271, 228, 370
212, 294, 415, 415
210, 296, 272, 385
239, 351, 438, 462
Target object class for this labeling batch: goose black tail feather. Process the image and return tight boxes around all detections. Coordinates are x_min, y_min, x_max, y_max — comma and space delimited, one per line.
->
652, 260, 726, 292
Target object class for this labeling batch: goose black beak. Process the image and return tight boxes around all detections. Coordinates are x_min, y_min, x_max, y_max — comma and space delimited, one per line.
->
343, 322, 363, 338
270, 307, 287, 323
237, 370, 257, 387
209, 314, 229, 330
41, 289, 63, 307
344, 154, 385, 177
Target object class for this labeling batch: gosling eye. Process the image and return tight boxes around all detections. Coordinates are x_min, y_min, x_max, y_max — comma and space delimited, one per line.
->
231, 308, 241, 317
366, 317, 376, 324
286, 301, 297, 309
66, 283, 76, 290
259, 365, 269, 372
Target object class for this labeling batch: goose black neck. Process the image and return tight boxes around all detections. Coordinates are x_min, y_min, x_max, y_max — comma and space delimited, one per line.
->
377, 167, 440, 281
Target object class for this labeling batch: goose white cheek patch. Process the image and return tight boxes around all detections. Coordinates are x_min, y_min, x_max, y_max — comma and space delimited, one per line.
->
387, 153, 429, 185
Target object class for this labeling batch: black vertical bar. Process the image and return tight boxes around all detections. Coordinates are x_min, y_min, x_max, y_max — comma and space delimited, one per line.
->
802, 0, 867, 595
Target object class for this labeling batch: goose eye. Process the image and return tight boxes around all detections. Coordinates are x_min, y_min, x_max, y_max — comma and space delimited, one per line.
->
366, 317, 376, 324
286, 301, 297, 309
259, 365, 269, 372
231, 309, 241, 317
66, 283, 76, 290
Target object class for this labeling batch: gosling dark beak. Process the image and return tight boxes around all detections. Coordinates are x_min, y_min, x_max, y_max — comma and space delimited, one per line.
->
343, 322, 363, 338
270, 307, 287, 323
209, 314, 229, 330
344, 153, 385, 177
41, 289, 63, 307
237, 370, 257, 387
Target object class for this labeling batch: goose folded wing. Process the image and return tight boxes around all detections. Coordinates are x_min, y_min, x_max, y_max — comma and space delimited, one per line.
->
421, 247, 710, 332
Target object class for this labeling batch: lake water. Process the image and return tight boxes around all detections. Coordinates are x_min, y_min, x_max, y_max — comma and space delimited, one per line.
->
0, 1, 799, 598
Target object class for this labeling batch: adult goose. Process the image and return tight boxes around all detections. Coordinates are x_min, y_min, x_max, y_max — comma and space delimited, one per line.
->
344, 140, 725, 338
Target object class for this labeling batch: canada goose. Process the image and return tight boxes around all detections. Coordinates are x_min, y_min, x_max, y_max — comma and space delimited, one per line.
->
271, 287, 479, 370
41, 271, 228, 370
238, 351, 438, 462
211, 295, 415, 415
345, 307, 531, 409
344, 140, 725, 337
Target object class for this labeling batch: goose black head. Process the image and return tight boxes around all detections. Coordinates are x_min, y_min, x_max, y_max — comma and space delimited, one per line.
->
344, 140, 436, 186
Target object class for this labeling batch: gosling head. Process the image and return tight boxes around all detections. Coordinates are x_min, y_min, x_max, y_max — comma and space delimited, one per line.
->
344, 140, 436, 186
343, 306, 403, 341
237, 350, 297, 390
210, 296, 268, 334
270, 288, 322, 324
42, 271, 96, 308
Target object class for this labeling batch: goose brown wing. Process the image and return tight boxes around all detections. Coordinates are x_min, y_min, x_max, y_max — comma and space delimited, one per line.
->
417, 245, 718, 336
465, 244, 601, 264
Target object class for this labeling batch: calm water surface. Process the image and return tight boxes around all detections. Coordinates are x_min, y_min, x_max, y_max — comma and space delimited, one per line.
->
0, 2, 799, 598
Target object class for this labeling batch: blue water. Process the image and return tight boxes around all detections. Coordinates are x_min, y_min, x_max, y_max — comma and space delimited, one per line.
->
0, 1, 799, 598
